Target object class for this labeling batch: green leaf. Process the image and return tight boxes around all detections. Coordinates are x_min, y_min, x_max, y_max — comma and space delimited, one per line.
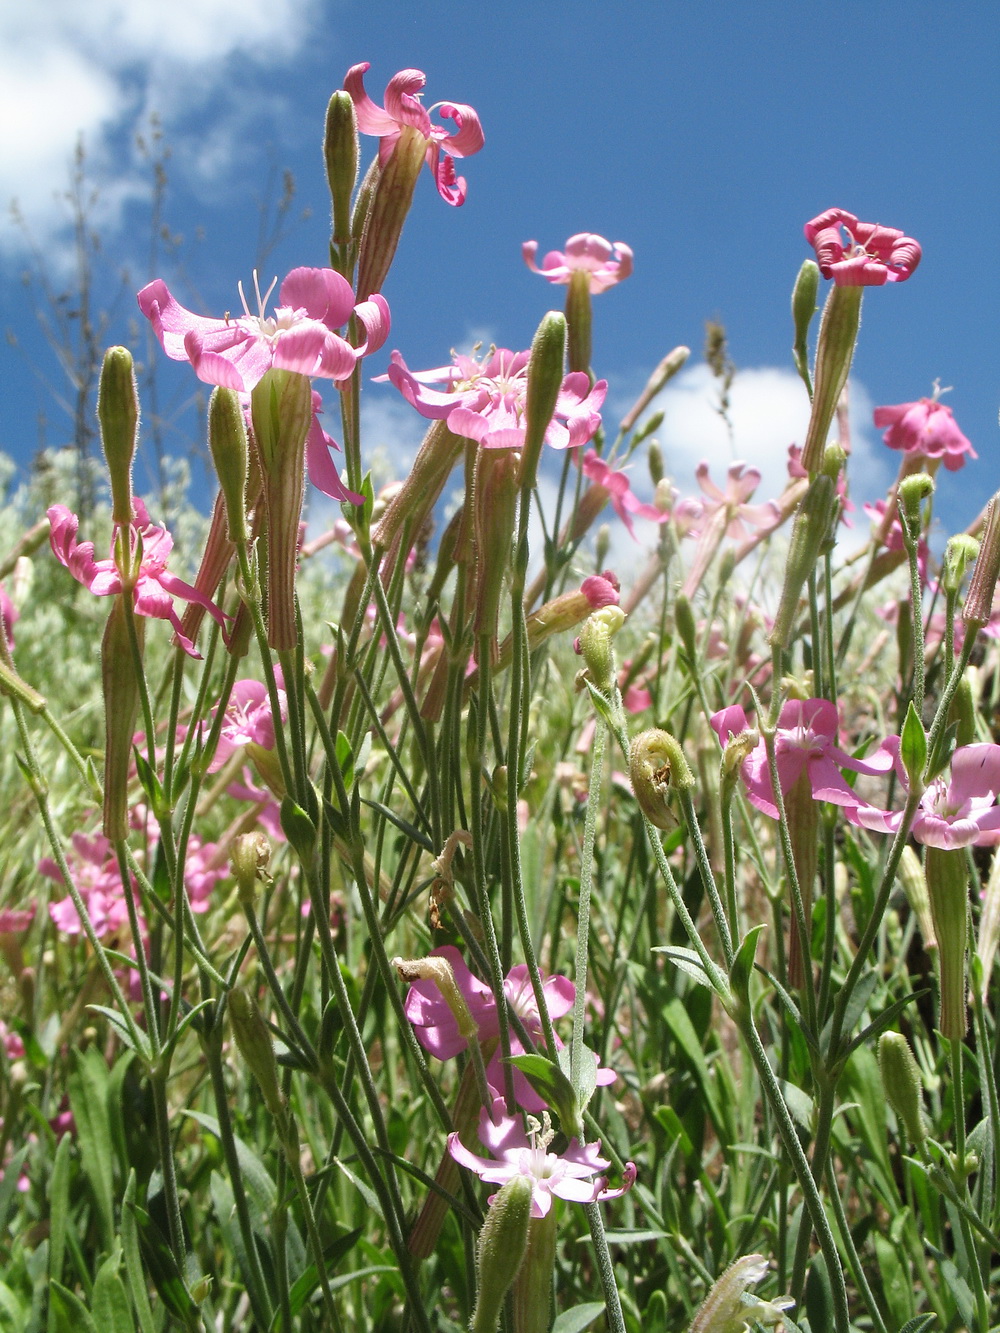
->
87, 1006, 152, 1062
120, 1173, 156, 1333
67, 1046, 115, 1250
0, 1144, 30, 1233
843, 990, 929, 1061
92, 1248, 136, 1333
551, 1301, 607, 1333
508, 1053, 582, 1138
898, 1316, 936, 1333
49, 1283, 98, 1333
900, 700, 927, 783
132, 748, 164, 815
47, 1130, 72, 1306
127, 1199, 199, 1327
729, 924, 766, 1002
872, 1233, 912, 1330
820, 967, 879, 1059
651, 945, 712, 989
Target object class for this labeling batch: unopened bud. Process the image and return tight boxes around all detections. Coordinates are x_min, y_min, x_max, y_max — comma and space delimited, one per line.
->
98, 347, 139, 526
878, 1032, 926, 1147
821, 441, 846, 484
720, 729, 758, 802
620, 346, 689, 434
791, 259, 820, 384
594, 523, 611, 570
964, 492, 1000, 630
897, 845, 936, 951
647, 440, 664, 486
924, 846, 970, 1041
673, 593, 698, 663
470, 1174, 533, 1333
653, 478, 673, 514
898, 473, 934, 532
578, 605, 625, 693
976, 847, 1000, 1001
800, 284, 862, 472
769, 474, 837, 649
943, 534, 979, 596
231, 832, 271, 906
392, 954, 480, 1044
473, 449, 519, 657
949, 675, 977, 748
102, 598, 144, 841
208, 388, 249, 545
630, 728, 694, 830
324, 90, 359, 249
519, 311, 567, 491
228, 986, 285, 1118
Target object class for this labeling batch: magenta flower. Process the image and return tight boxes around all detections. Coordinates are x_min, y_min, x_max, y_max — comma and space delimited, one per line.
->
847, 744, 1000, 849
873, 398, 977, 472
138, 267, 390, 394
0, 585, 17, 647
48, 500, 228, 658
711, 699, 898, 820
581, 450, 669, 540
345, 62, 484, 206
383, 347, 606, 452
404, 945, 613, 1111
804, 208, 921, 286
448, 1098, 635, 1218
206, 672, 287, 799
522, 233, 633, 294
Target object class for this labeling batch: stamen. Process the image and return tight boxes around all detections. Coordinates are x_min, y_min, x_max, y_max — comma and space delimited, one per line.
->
237, 280, 252, 320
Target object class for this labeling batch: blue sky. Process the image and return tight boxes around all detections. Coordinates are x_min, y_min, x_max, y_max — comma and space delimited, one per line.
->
1, 0, 996, 541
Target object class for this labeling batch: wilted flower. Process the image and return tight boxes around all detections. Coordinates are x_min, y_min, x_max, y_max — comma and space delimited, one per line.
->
874, 397, 977, 472
448, 1099, 636, 1217
688, 1254, 793, 1332
48, 500, 228, 658
804, 207, 921, 286
383, 347, 606, 452
138, 267, 390, 394
345, 62, 484, 205
522, 233, 633, 293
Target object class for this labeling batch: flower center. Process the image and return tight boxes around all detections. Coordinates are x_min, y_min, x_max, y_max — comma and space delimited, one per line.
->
237, 271, 295, 343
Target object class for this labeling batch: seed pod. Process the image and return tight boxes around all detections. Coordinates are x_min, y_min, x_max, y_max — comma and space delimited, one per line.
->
630, 729, 694, 830
228, 985, 285, 1119
102, 597, 144, 841
878, 1031, 926, 1147
965, 492, 1000, 629
800, 283, 862, 472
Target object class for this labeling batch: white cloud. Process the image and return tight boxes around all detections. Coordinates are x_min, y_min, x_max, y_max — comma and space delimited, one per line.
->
0, 0, 320, 256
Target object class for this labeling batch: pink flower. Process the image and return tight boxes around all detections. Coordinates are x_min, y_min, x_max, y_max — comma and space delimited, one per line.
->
383, 347, 606, 452
522, 234, 633, 293
804, 208, 921, 286
864, 499, 929, 583
848, 744, 1000, 849
48, 500, 228, 658
404, 946, 613, 1111
873, 398, 977, 472
183, 840, 229, 913
581, 450, 669, 540
0, 585, 17, 647
344, 62, 484, 206
448, 1098, 635, 1218
227, 769, 285, 842
138, 267, 390, 394
711, 699, 898, 820
0, 907, 34, 934
42, 831, 134, 940
207, 674, 287, 769
692, 462, 780, 542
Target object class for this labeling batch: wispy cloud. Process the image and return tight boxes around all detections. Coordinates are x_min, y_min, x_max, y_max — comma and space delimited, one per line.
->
0, 0, 320, 256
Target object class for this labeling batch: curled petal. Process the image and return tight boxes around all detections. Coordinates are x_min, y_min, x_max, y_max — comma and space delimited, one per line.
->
343, 62, 406, 137
383, 68, 432, 137
431, 101, 484, 157
279, 266, 356, 327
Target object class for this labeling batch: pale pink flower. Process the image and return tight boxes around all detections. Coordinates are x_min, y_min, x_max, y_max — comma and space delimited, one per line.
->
48, 500, 228, 657
344, 62, 484, 206
874, 398, 977, 472
138, 267, 390, 394
448, 1098, 635, 1218
711, 699, 898, 820
693, 462, 780, 542
404, 945, 613, 1112
184, 840, 229, 913
227, 769, 285, 843
42, 831, 133, 940
787, 445, 853, 526
581, 450, 669, 540
804, 208, 921, 286
864, 499, 930, 583
382, 347, 606, 452
848, 744, 1000, 849
522, 234, 633, 293
207, 673, 287, 770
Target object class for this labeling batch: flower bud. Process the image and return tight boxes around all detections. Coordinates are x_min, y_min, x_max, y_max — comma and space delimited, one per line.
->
800, 284, 862, 472
897, 845, 936, 951
949, 675, 977, 748
647, 440, 664, 486
791, 258, 820, 384
594, 523, 611, 571
619, 346, 690, 434
897, 473, 934, 533
231, 832, 272, 907
976, 847, 1000, 1002
98, 346, 139, 526
565, 268, 593, 374
323, 90, 359, 250
250, 369, 314, 650
878, 1032, 926, 1147
356, 123, 428, 301
228, 986, 285, 1118
519, 311, 567, 491
473, 449, 519, 659
578, 605, 625, 693
943, 534, 979, 596
630, 728, 694, 830
471, 1174, 533, 1333
964, 492, 1000, 630
102, 598, 144, 841
924, 845, 969, 1041
769, 474, 837, 649
208, 388, 249, 545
